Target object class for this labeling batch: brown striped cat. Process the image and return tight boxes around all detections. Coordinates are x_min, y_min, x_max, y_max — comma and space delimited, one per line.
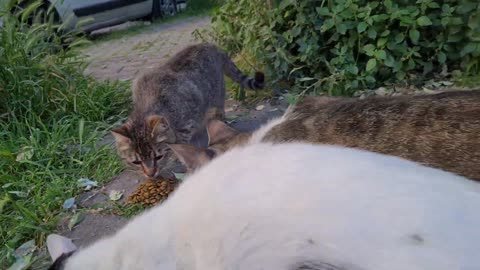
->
112, 43, 264, 180
170, 90, 480, 181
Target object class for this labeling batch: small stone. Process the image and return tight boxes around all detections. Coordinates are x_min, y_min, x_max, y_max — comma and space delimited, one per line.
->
374, 87, 388, 96
256, 104, 265, 111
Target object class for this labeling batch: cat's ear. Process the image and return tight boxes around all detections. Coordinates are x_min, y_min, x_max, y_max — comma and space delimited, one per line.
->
111, 123, 132, 144
207, 120, 238, 146
147, 115, 170, 134
169, 144, 215, 172
46, 234, 77, 263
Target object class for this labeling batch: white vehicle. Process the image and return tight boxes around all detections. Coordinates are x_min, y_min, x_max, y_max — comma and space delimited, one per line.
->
0, 0, 187, 33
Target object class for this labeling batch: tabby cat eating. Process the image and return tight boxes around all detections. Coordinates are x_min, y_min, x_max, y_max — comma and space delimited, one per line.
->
112, 43, 264, 179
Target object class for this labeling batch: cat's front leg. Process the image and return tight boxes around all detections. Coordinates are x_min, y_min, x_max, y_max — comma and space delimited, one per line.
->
206, 107, 225, 121
176, 119, 198, 144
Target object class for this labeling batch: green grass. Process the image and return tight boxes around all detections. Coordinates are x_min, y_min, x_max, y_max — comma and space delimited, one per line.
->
0, 5, 130, 268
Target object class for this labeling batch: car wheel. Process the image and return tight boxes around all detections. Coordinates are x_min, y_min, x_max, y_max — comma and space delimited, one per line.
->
162, 0, 177, 17
151, 0, 162, 20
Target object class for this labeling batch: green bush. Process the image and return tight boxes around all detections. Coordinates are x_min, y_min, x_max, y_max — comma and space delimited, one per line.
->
212, 0, 480, 96
185, 0, 224, 13
0, 2, 130, 267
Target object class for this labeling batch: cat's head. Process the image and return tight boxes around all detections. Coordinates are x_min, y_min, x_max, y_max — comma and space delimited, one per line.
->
112, 115, 178, 180
169, 120, 251, 173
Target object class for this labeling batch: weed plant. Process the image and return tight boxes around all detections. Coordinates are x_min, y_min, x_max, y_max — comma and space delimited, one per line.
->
0, 2, 130, 267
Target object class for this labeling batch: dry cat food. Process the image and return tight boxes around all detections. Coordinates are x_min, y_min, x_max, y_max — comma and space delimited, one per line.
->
127, 178, 179, 206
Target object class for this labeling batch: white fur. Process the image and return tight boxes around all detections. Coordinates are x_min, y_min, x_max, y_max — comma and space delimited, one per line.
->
247, 105, 293, 144
62, 143, 480, 270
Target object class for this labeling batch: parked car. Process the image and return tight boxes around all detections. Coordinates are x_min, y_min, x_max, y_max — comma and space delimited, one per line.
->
0, 0, 187, 33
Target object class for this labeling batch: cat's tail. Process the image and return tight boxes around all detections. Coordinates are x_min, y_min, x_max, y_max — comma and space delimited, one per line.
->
221, 53, 265, 90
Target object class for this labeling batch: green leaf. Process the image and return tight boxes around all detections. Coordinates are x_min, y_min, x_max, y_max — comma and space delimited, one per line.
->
316, 7, 331, 16
357, 22, 368, 33
375, 50, 387, 60
291, 26, 301, 37
417, 16, 432, 26
395, 71, 406, 80
384, 0, 392, 10
346, 65, 359, 75
437, 52, 447, 63
366, 58, 377, 72
377, 38, 388, 47
381, 30, 390, 37
423, 61, 433, 74
384, 55, 396, 67
409, 29, 420, 44
461, 42, 478, 56
363, 44, 376, 56
279, 0, 296, 9
321, 19, 335, 32
399, 16, 415, 25
337, 23, 348, 35
365, 75, 376, 84
367, 29, 377, 39
407, 58, 416, 70
395, 33, 405, 43
428, 2, 440, 9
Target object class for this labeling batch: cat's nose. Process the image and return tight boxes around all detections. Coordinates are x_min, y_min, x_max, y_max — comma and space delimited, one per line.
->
144, 167, 157, 177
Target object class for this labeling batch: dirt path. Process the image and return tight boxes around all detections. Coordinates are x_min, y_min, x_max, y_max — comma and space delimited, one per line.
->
82, 16, 211, 81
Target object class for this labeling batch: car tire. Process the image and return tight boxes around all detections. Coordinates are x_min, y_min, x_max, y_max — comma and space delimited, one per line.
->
151, 0, 163, 20
162, 0, 177, 17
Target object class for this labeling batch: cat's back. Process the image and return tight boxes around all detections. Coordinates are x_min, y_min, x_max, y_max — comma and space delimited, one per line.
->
131, 43, 222, 108
264, 91, 480, 181
292, 90, 480, 119
173, 143, 480, 270
163, 43, 219, 71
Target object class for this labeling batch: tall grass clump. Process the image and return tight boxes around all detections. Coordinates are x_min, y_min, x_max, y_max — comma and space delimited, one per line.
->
0, 1, 130, 267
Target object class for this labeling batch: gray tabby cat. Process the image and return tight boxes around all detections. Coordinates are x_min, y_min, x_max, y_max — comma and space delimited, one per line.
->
111, 43, 264, 179
170, 90, 480, 181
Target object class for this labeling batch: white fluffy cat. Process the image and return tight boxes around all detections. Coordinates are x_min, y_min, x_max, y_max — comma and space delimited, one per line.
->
48, 143, 480, 270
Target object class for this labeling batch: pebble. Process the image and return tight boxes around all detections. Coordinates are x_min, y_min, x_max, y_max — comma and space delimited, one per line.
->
256, 105, 265, 111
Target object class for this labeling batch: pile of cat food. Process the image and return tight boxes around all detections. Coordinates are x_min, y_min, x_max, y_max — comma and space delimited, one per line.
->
127, 178, 179, 206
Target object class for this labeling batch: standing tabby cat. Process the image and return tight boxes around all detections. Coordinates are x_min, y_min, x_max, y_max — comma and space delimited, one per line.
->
170, 90, 480, 181
111, 43, 264, 179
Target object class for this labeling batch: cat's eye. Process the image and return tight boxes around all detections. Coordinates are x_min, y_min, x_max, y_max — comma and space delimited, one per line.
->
154, 154, 164, 161
132, 160, 141, 165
